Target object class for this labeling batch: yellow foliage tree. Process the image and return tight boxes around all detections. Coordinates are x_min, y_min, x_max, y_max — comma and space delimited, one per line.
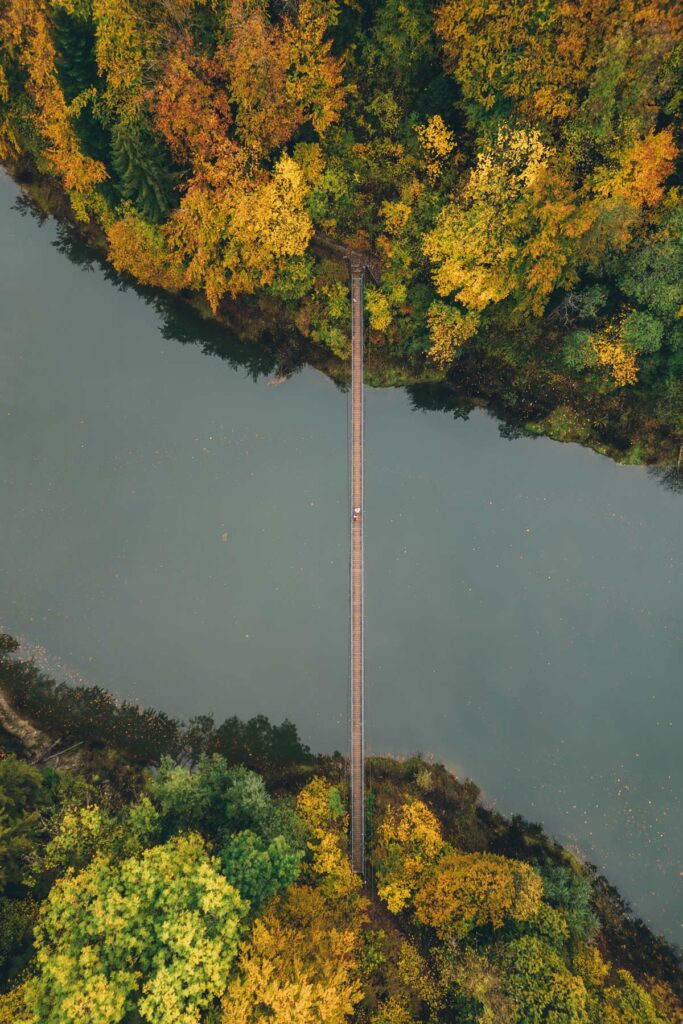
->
92, 0, 189, 124
375, 798, 444, 912
295, 777, 360, 899
219, 0, 296, 154
107, 204, 186, 291
413, 850, 543, 938
371, 998, 418, 1024
415, 114, 455, 182
573, 945, 610, 989
167, 151, 313, 311
0, 984, 32, 1024
423, 126, 575, 317
366, 286, 393, 332
221, 886, 362, 1024
282, 0, 346, 136
426, 303, 480, 369
591, 319, 639, 387
423, 121, 676, 323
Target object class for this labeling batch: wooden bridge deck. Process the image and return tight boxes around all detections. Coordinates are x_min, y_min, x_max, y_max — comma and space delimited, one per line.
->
349, 257, 365, 876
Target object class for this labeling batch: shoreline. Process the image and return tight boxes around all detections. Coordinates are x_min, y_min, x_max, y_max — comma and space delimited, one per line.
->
2, 161, 681, 472
0, 655, 680, 962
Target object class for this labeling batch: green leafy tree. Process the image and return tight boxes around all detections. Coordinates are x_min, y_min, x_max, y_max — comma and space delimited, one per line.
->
39, 796, 160, 877
602, 970, 670, 1024
220, 829, 302, 912
148, 755, 301, 845
539, 866, 598, 945
26, 833, 248, 1024
207, 713, 313, 770
0, 756, 53, 890
500, 937, 590, 1024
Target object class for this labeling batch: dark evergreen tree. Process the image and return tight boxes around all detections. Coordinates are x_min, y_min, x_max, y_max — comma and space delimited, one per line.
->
111, 118, 176, 224
52, 8, 99, 104
52, 9, 113, 174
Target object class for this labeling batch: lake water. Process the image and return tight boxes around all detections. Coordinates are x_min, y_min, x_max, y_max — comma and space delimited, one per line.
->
0, 170, 681, 940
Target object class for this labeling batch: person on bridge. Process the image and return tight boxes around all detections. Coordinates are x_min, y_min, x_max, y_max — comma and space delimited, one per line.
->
353, 507, 361, 522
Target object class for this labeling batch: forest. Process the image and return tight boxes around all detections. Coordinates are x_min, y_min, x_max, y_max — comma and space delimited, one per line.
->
0, 632, 682, 1024
0, 0, 681, 461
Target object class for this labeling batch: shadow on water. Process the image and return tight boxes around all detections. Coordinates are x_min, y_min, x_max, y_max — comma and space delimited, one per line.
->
405, 381, 541, 443
13, 191, 682, 495
648, 464, 683, 494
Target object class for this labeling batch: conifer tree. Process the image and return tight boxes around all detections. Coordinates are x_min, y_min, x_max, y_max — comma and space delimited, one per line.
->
111, 117, 175, 224
52, 8, 98, 104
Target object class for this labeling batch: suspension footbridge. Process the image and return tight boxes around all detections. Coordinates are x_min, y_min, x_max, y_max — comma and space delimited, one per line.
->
314, 233, 370, 877
349, 255, 366, 876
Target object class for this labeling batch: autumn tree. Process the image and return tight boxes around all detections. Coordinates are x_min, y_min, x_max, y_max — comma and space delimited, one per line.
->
295, 777, 360, 900
413, 850, 543, 938
423, 126, 577, 319
221, 885, 363, 1024
216, 0, 344, 157
91, 0, 150, 123
106, 203, 186, 290
602, 971, 671, 1024
374, 798, 444, 912
435, 0, 681, 147
1, 0, 108, 219
426, 303, 480, 370
415, 115, 455, 184
167, 151, 314, 310
150, 40, 232, 165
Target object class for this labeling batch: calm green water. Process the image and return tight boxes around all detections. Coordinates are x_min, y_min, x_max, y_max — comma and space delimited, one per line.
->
1, 171, 681, 940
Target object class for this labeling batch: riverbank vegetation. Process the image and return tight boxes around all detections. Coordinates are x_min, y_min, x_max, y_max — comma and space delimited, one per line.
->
1, 633, 681, 1023
1, 0, 682, 464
